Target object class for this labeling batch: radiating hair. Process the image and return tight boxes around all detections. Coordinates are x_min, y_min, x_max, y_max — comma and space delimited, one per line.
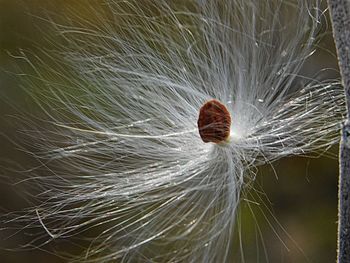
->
2, 0, 345, 262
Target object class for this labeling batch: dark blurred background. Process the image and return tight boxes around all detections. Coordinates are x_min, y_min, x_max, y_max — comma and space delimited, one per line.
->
0, 1, 341, 262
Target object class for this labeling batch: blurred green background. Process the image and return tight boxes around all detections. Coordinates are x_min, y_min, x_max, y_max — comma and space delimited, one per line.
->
0, 1, 341, 262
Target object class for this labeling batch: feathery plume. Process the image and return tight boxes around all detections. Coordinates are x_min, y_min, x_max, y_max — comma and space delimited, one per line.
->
3, 0, 346, 262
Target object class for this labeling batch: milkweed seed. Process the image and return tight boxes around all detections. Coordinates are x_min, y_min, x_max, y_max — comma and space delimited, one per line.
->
197, 99, 231, 143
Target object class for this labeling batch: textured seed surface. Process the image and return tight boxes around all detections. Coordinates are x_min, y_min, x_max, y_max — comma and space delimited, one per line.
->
197, 99, 231, 143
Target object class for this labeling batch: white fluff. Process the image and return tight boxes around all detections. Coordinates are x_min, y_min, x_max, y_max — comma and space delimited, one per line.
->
4, 0, 346, 262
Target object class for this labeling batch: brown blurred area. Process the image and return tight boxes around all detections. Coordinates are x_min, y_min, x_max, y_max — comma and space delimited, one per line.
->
0, 1, 340, 262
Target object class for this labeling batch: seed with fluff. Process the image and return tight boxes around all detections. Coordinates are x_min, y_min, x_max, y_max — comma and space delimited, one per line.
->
2, 0, 346, 262
197, 99, 231, 143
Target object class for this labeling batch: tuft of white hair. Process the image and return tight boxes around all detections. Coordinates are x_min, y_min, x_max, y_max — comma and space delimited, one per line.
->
3, 0, 346, 262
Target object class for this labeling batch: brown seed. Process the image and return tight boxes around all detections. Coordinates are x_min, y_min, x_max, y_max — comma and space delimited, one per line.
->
197, 99, 231, 143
